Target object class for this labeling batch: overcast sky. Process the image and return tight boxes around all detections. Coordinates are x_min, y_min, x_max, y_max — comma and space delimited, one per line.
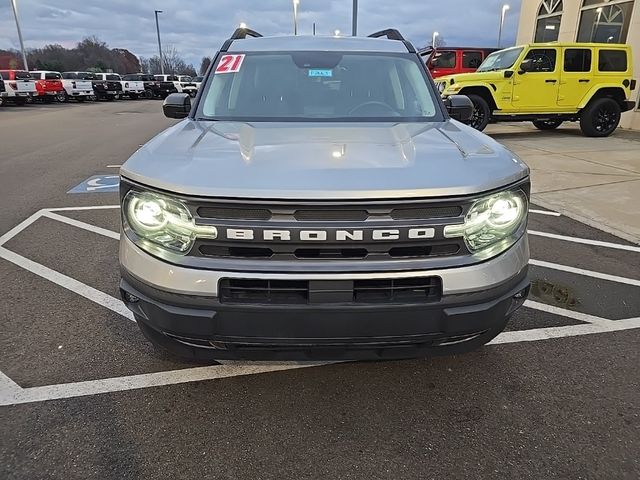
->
1, 0, 521, 67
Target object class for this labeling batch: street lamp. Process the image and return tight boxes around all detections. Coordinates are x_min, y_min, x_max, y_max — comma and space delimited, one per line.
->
293, 0, 299, 35
154, 10, 164, 75
10, 0, 29, 71
432, 31, 439, 48
239, 22, 247, 29
498, 4, 510, 48
334, 29, 341, 36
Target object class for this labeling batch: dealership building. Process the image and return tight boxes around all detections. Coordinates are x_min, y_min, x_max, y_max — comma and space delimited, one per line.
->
516, 0, 639, 130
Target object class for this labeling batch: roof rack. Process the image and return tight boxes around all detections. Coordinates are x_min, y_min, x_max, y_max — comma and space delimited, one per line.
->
418, 46, 434, 58
367, 28, 416, 53
221, 27, 263, 52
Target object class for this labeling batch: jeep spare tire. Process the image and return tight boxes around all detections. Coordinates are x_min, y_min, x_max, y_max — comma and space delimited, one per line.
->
580, 97, 621, 137
467, 94, 491, 132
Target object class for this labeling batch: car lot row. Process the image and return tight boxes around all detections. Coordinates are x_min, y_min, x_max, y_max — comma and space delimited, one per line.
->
0, 69, 203, 106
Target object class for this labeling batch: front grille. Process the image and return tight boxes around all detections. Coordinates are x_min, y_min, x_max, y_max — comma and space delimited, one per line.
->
219, 277, 442, 305
190, 198, 470, 263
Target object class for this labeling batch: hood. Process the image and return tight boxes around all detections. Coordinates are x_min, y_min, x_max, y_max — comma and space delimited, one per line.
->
121, 120, 529, 200
439, 70, 507, 84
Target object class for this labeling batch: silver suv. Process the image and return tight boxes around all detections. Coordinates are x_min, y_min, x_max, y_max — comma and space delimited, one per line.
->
119, 28, 530, 361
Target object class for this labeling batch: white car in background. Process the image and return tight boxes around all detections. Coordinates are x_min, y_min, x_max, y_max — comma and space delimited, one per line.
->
193, 76, 203, 92
0, 69, 37, 105
60, 72, 95, 101
154, 74, 198, 96
177, 75, 198, 97
95, 73, 145, 99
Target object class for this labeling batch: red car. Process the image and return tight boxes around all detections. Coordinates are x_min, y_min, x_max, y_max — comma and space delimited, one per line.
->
421, 47, 499, 78
31, 71, 66, 102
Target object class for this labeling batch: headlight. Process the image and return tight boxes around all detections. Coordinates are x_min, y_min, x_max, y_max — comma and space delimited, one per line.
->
444, 190, 528, 257
438, 82, 446, 93
123, 191, 217, 255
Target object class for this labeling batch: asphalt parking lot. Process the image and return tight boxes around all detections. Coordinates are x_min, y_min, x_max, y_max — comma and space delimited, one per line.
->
1, 101, 639, 479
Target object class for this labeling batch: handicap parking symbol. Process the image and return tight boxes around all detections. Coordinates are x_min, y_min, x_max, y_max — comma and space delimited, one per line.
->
68, 175, 120, 194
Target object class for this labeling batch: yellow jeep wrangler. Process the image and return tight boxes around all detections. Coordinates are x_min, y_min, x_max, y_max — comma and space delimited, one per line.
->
437, 43, 635, 137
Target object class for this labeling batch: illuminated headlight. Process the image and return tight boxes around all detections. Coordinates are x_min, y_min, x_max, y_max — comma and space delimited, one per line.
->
123, 191, 217, 255
444, 190, 528, 257
438, 82, 446, 93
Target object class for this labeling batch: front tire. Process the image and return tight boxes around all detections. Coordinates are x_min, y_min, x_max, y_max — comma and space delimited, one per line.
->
580, 97, 621, 137
533, 119, 563, 130
466, 94, 491, 131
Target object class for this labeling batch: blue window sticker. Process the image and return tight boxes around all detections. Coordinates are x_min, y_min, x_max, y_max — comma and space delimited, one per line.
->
308, 69, 333, 77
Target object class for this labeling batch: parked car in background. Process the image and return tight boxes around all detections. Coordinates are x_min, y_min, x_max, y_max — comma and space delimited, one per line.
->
0, 70, 37, 105
177, 75, 198, 97
437, 42, 636, 136
123, 74, 177, 98
421, 47, 499, 79
95, 73, 145, 99
30, 71, 66, 103
155, 74, 197, 95
60, 71, 94, 102
0, 72, 6, 106
193, 76, 203, 92
93, 73, 133, 100
64, 72, 122, 101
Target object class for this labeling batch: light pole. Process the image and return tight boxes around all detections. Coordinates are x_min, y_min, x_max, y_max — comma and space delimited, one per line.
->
498, 4, 510, 48
154, 10, 164, 75
432, 31, 439, 48
239, 22, 247, 29
293, 0, 299, 35
334, 29, 341, 36
352, 0, 358, 36
10, 0, 29, 71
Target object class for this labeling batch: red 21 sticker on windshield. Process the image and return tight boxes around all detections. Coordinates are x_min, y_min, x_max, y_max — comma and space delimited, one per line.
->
215, 54, 245, 74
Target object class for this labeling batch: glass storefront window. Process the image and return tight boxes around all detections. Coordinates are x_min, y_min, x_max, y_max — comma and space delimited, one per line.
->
577, 1, 634, 43
535, 0, 563, 42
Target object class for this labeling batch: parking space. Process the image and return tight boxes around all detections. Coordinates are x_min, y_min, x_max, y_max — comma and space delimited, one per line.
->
1, 102, 639, 479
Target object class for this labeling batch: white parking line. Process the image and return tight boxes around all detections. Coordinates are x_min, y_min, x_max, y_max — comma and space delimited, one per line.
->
528, 230, 640, 252
0, 363, 325, 406
530, 209, 561, 217
42, 211, 120, 240
0, 246, 134, 321
106, 165, 121, 168
529, 259, 640, 286
523, 300, 615, 327
47, 205, 120, 212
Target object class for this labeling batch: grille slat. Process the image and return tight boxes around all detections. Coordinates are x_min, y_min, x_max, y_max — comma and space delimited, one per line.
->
219, 278, 442, 305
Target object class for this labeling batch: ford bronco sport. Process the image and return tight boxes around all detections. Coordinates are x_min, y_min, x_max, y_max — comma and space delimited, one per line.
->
119, 28, 531, 361
437, 43, 635, 137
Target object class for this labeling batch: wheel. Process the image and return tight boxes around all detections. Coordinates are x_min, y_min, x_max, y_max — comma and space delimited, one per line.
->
580, 97, 621, 137
466, 94, 491, 131
0, 96, 4, 107
533, 119, 563, 130
144, 89, 153, 99
57, 92, 68, 103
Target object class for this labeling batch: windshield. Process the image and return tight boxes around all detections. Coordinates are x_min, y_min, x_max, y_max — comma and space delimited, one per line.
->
15, 71, 32, 79
195, 76, 203, 82
79, 73, 96, 80
180, 76, 192, 82
106, 74, 120, 81
198, 52, 441, 122
477, 47, 523, 72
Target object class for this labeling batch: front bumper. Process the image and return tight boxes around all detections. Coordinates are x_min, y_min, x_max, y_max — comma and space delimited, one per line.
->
120, 235, 529, 360
622, 100, 635, 112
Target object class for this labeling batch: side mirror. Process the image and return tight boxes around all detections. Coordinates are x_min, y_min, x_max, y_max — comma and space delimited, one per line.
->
444, 95, 473, 122
518, 58, 533, 74
504, 70, 514, 78
163, 93, 191, 119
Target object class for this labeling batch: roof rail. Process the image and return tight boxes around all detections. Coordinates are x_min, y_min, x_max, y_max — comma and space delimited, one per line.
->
221, 27, 263, 52
418, 46, 434, 58
368, 29, 406, 41
367, 28, 416, 53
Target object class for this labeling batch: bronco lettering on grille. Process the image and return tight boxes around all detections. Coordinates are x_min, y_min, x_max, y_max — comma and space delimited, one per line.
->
224, 228, 436, 242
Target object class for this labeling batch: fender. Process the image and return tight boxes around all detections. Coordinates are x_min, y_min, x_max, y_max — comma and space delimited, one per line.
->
578, 83, 630, 109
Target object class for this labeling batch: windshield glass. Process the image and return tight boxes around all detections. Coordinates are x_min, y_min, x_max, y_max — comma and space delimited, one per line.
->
199, 52, 441, 122
106, 74, 120, 81
80, 73, 96, 80
195, 76, 203, 82
477, 47, 523, 72
15, 71, 32, 79
180, 76, 192, 82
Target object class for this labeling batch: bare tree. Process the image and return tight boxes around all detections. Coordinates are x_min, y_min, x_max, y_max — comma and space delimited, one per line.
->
148, 45, 196, 76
